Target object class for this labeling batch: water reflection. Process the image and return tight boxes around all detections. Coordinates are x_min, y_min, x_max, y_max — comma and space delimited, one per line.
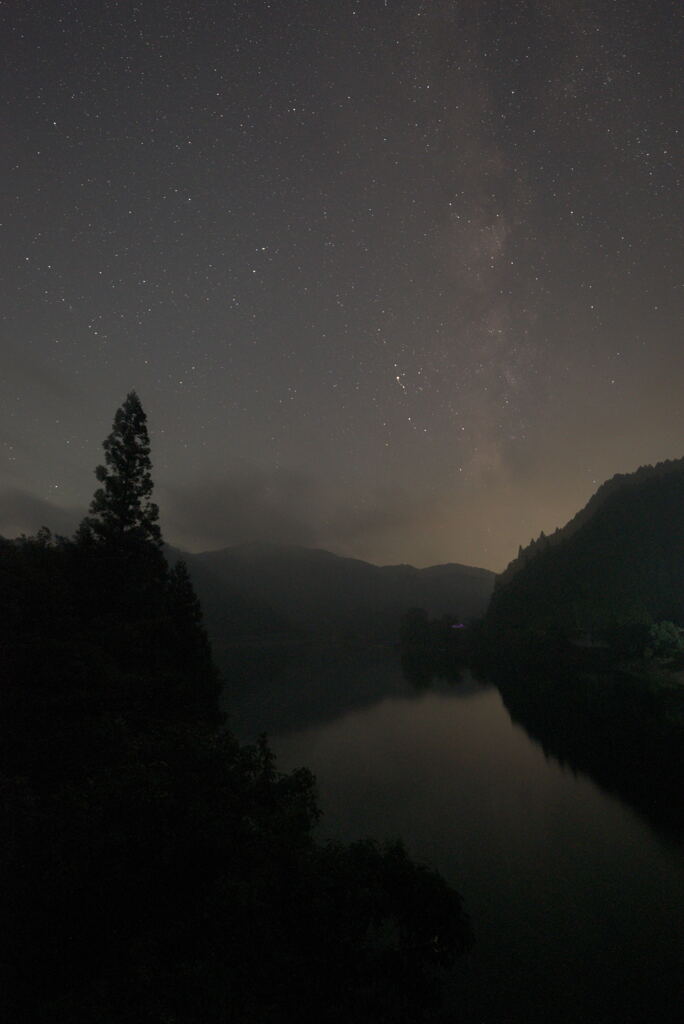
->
223, 643, 683, 843
270, 667, 684, 1022
223, 646, 684, 1022
220, 644, 451, 739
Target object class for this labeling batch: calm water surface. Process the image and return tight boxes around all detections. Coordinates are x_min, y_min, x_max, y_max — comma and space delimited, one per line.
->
228, 647, 684, 1022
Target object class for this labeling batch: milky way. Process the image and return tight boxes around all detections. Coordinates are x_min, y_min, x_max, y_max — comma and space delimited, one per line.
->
1, 1, 681, 569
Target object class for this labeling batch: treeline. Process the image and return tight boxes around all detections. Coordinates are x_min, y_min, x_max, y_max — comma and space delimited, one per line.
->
496, 456, 684, 589
487, 458, 684, 638
494, 664, 684, 841
394, 461, 684, 841
398, 608, 469, 687
0, 394, 472, 1023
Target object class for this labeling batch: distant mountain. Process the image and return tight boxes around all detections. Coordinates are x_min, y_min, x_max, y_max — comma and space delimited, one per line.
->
498, 457, 684, 587
488, 457, 684, 632
165, 543, 292, 643
171, 542, 495, 646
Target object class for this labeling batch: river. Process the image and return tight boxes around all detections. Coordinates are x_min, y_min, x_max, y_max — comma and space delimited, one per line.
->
223, 645, 684, 1022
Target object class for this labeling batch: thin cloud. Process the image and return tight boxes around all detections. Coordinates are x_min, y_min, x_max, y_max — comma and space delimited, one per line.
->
0, 489, 81, 540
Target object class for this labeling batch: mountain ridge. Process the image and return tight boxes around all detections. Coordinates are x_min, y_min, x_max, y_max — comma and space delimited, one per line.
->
497, 456, 684, 589
168, 542, 495, 646
192, 540, 491, 577
488, 456, 684, 633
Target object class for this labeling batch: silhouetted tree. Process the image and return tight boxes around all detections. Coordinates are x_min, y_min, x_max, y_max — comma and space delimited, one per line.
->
647, 620, 684, 661
81, 391, 161, 546
399, 607, 430, 650
165, 559, 221, 716
1, 397, 474, 1024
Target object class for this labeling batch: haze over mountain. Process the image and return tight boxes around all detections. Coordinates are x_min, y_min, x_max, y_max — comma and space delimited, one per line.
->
488, 458, 684, 633
172, 542, 495, 646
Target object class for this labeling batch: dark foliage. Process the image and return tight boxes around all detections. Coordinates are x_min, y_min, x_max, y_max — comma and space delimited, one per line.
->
0, 397, 472, 1022
496, 457, 684, 590
490, 659, 684, 842
185, 542, 494, 645
487, 458, 684, 636
81, 390, 162, 546
399, 608, 470, 687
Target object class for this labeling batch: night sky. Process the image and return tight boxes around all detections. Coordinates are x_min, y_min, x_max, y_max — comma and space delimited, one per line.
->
2, 1, 682, 571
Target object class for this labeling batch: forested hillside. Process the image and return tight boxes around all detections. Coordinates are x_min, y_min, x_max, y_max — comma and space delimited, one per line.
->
488, 458, 684, 634
181, 542, 495, 645
0, 394, 472, 1023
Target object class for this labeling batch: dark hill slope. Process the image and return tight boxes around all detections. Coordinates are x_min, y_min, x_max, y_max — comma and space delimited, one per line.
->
487, 458, 684, 632
165, 544, 292, 642
182, 543, 495, 644
1, 533, 473, 1022
497, 457, 684, 588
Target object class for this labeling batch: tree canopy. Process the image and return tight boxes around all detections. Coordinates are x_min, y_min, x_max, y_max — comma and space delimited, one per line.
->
0, 394, 472, 1023
82, 390, 161, 546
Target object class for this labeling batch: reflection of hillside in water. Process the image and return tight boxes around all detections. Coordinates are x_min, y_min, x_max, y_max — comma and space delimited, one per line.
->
221, 642, 683, 849
219, 644, 478, 740
493, 671, 684, 847
400, 643, 684, 847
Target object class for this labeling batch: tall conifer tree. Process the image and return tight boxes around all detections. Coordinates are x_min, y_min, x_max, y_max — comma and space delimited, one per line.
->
83, 391, 162, 546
